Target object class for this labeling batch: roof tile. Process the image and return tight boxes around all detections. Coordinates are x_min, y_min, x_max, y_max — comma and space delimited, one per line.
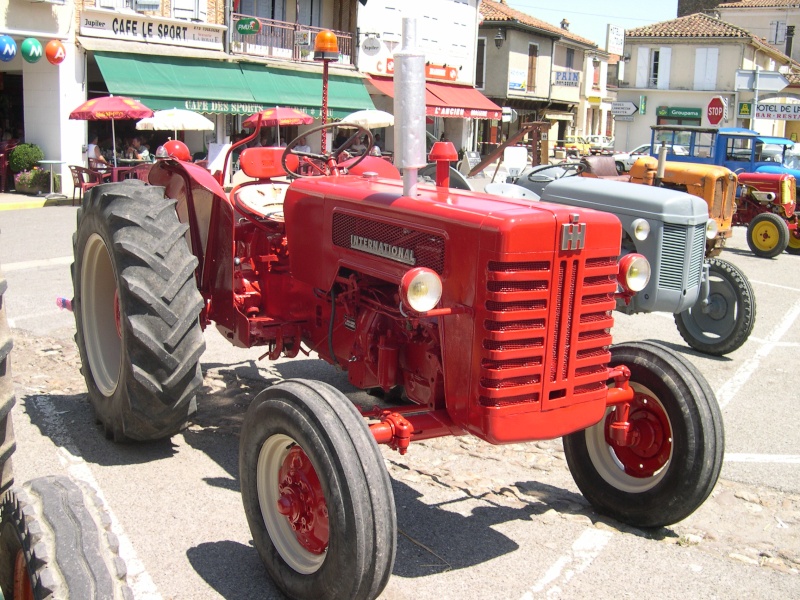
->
719, 1, 800, 8
626, 12, 753, 38
479, 0, 597, 47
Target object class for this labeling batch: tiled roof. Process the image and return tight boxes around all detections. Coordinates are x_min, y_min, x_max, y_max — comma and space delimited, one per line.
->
626, 12, 752, 38
479, 0, 597, 47
719, 1, 800, 8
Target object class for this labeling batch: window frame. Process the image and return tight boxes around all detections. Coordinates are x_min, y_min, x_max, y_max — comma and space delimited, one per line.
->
527, 43, 538, 92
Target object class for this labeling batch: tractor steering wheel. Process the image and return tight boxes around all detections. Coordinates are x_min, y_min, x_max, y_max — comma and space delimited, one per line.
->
282, 122, 374, 178
526, 161, 584, 183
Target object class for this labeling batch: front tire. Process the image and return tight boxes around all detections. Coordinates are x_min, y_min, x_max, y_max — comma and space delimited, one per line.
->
72, 182, 206, 441
746, 212, 789, 258
786, 227, 800, 255
0, 476, 132, 599
674, 258, 755, 356
563, 341, 724, 528
240, 379, 396, 600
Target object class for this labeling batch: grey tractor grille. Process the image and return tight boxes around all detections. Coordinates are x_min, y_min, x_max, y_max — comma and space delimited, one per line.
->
659, 223, 705, 291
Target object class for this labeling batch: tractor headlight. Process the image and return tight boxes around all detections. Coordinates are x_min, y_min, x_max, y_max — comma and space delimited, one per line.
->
400, 268, 443, 313
705, 219, 719, 240
631, 218, 650, 241
618, 254, 651, 293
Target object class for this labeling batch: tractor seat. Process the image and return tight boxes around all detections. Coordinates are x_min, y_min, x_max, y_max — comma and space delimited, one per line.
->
234, 182, 289, 220
580, 155, 631, 182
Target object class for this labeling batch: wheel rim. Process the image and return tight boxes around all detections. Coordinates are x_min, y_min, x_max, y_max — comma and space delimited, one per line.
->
13, 550, 33, 600
585, 384, 673, 493
681, 268, 738, 340
81, 234, 121, 396
257, 434, 328, 574
750, 220, 780, 252
788, 231, 800, 251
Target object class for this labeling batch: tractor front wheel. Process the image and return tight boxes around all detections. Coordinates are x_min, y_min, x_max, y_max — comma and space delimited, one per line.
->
786, 227, 800, 255
72, 182, 206, 441
240, 379, 396, 600
0, 476, 132, 599
746, 212, 789, 258
563, 341, 724, 528
673, 258, 755, 356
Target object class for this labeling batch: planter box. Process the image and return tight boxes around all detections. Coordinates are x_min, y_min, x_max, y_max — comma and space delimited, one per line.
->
13, 182, 46, 195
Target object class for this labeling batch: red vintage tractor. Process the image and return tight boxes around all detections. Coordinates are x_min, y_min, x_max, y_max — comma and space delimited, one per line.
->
735, 172, 799, 258
70, 36, 723, 600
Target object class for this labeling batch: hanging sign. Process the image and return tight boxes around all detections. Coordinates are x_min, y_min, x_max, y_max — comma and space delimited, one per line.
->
0, 35, 16, 62
20, 38, 43, 63
45, 40, 66, 65
236, 18, 261, 35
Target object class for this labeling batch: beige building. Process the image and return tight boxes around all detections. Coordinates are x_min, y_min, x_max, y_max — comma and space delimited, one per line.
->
718, 0, 800, 62
615, 12, 796, 151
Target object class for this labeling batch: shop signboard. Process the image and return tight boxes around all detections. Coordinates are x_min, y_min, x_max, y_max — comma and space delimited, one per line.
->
656, 106, 701, 119
554, 70, 579, 87
508, 68, 526, 91
752, 102, 800, 120
80, 8, 225, 51
236, 18, 261, 35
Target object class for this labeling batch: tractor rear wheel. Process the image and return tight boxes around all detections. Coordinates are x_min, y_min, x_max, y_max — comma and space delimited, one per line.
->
674, 258, 755, 356
240, 379, 396, 600
746, 212, 789, 258
786, 228, 800, 255
563, 341, 724, 528
72, 181, 205, 441
0, 268, 15, 496
0, 476, 132, 599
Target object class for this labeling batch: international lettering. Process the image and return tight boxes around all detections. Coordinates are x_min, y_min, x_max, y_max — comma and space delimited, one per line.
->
350, 235, 416, 265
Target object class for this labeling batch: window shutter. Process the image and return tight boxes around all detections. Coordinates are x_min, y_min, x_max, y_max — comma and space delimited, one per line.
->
704, 47, 718, 91
636, 46, 649, 88
173, 0, 206, 21
527, 45, 538, 91
694, 47, 707, 90
657, 46, 671, 90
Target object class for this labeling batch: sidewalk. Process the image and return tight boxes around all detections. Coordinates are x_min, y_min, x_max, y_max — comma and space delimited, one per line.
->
0, 191, 75, 211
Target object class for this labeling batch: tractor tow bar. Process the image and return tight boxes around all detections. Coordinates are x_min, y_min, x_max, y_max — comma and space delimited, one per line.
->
605, 365, 638, 446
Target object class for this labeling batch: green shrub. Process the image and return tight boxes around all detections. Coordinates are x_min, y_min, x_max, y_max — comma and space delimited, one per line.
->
9, 143, 44, 173
13, 168, 53, 191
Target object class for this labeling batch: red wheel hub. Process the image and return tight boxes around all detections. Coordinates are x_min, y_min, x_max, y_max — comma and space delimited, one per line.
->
276, 446, 329, 554
14, 549, 33, 600
605, 395, 672, 478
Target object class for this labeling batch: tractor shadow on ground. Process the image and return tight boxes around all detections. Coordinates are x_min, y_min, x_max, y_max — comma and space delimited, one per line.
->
19, 392, 178, 466
187, 540, 283, 600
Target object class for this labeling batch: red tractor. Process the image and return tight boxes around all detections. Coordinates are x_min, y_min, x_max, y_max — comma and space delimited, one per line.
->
735, 172, 800, 258
70, 40, 723, 600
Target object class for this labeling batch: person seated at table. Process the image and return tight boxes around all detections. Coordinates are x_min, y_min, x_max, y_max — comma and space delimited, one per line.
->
295, 136, 311, 153
87, 135, 108, 168
126, 137, 149, 160
350, 134, 368, 155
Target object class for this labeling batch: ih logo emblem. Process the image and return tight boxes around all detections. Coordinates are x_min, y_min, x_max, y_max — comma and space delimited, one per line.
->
561, 214, 586, 250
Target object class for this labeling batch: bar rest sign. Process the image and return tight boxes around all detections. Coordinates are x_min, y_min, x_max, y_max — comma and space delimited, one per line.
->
753, 102, 800, 120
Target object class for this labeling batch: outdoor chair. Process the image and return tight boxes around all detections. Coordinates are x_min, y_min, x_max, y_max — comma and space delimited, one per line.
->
88, 158, 112, 181
70, 166, 105, 205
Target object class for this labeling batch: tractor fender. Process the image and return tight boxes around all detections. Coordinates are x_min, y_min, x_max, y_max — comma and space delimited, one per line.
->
149, 159, 229, 205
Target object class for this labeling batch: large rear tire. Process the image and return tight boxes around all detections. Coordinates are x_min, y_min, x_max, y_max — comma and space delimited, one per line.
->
240, 379, 396, 600
0, 269, 15, 495
563, 341, 724, 528
72, 181, 205, 441
0, 476, 132, 599
674, 257, 755, 356
746, 212, 789, 258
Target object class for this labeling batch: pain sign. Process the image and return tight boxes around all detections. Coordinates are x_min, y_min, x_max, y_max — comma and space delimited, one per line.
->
754, 102, 800, 120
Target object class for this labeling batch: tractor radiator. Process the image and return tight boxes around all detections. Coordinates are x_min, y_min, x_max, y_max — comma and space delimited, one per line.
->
659, 223, 705, 291
478, 255, 616, 409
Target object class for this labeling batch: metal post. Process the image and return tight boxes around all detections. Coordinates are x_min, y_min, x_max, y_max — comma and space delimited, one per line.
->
752, 67, 759, 132
322, 60, 329, 152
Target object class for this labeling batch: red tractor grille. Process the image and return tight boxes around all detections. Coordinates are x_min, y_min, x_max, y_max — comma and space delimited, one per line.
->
332, 212, 446, 273
478, 256, 616, 410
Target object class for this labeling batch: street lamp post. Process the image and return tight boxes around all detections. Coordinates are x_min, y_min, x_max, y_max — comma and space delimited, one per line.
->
314, 30, 339, 152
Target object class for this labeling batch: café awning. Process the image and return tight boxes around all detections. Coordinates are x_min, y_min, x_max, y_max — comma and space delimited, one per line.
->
367, 76, 502, 120
94, 52, 263, 114
240, 64, 374, 120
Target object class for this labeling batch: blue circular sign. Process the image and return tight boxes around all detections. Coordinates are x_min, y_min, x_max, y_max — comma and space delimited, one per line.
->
0, 35, 17, 63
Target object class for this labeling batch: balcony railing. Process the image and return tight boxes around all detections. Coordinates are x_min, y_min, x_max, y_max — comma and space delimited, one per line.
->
230, 14, 353, 66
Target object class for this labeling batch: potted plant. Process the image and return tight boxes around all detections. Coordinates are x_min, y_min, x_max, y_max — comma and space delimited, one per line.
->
13, 167, 58, 195
8, 143, 44, 174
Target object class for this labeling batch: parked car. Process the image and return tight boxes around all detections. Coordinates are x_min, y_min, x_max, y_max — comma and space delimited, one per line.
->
558, 135, 590, 157
613, 143, 688, 174
586, 135, 614, 155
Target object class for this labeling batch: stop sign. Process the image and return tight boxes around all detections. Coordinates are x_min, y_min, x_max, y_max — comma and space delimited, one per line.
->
707, 97, 725, 125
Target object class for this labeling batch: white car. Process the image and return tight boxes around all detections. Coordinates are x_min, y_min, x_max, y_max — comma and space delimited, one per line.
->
611, 143, 689, 174
586, 135, 614, 155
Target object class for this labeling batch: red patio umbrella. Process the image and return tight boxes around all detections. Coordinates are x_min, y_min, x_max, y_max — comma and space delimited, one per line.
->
70, 96, 154, 167
242, 107, 314, 146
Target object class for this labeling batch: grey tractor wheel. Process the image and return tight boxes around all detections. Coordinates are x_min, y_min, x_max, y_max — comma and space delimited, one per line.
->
563, 341, 724, 528
240, 379, 397, 600
0, 476, 132, 599
0, 269, 15, 495
746, 212, 789, 258
674, 258, 755, 356
72, 181, 206, 441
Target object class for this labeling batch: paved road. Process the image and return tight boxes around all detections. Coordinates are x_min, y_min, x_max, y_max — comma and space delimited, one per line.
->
1, 205, 799, 599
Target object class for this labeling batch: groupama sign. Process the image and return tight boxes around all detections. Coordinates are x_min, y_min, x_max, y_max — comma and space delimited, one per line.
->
236, 18, 261, 35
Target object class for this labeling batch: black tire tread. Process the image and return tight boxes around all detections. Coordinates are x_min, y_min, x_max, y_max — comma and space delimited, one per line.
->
674, 257, 755, 356
72, 182, 205, 441
0, 475, 133, 599
0, 269, 15, 496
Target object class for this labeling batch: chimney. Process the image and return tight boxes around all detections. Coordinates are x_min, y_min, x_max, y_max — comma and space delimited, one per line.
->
787, 25, 796, 58
560, 19, 570, 31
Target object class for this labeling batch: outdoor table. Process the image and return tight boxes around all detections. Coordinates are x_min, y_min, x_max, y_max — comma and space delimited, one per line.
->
37, 160, 67, 200
109, 166, 136, 182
